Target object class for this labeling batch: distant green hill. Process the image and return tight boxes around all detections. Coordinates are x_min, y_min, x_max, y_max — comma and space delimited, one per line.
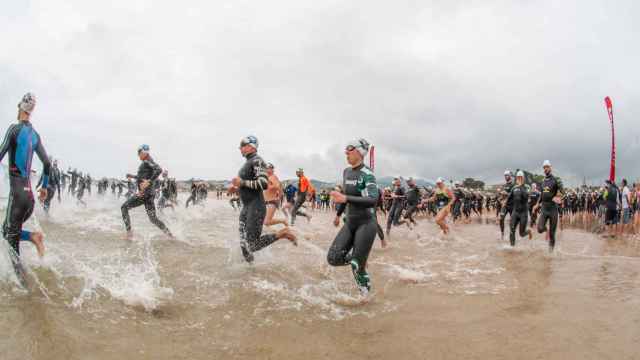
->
178, 176, 434, 191
282, 179, 336, 190
377, 176, 434, 189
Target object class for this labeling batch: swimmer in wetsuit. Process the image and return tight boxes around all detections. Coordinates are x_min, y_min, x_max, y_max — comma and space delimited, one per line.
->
498, 170, 515, 240
385, 178, 405, 236
0, 93, 49, 273
528, 183, 541, 228
291, 169, 312, 225
121, 144, 174, 239
36, 158, 61, 213
507, 171, 533, 246
157, 170, 175, 212
532, 160, 564, 251
398, 177, 420, 229
329, 138, 378, 295
230, 136, 296, 263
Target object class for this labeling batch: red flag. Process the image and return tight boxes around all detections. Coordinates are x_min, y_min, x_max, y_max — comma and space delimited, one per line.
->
605, 96, 615, 182
369, 145, 375, 171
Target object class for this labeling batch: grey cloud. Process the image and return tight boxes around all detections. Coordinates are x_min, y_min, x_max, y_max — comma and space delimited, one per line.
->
0, 0, 638, 186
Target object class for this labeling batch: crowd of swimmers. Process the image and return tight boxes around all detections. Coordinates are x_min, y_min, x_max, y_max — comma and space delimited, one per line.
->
2, 92, 637, 295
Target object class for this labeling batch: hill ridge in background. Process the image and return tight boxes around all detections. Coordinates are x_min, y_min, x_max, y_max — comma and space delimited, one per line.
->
176, 176, 435, 191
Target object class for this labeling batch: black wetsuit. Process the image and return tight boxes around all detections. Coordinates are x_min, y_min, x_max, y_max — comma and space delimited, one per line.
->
604, 183, 619, 225
386, 185, 405, 232
121, 156, 172, 236
536, 173, 563, 250
168, 179, 178, 203
37, 164, 61, 213
61, 172, 69, 192
185, 183, 198, 208
237, 152, 277, 262
452, 188, 464, 221
68, 170, 79, 195
291, 177, 309, 225
0, 121, 51, 258
76, 176, 86, 203
328, 164, 378, 274
508, 184, 529, 246
402, 184, 420, 225
117, 182, 124, 197
158, 177, 174, 211
499, 180, 515, 236
86, 175, 92, 195
528, 190, 541, 227
125, 179, 136, 198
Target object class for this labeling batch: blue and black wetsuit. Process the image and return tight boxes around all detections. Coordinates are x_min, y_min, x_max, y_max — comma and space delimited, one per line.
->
284, 184, 296, 204
121, 156, 172, 236
328, 164, 378, 291
0, 121, 51, 256
237, 152, 278, 262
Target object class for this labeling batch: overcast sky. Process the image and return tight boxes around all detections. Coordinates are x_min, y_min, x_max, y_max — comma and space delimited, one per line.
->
1, 0, 638, 185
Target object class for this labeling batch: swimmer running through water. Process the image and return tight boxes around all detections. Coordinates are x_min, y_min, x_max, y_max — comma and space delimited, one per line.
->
498, 170, 515, 240
532, 160, 563, 252
329, 138, 378, 295
508, 170, 533, 246
121, 144, 174, 240
0, 93, 48, 274
230, 136, 296, 263
291, 168, 312, 226
428, 177, 455, 235
263, 163, 288, 227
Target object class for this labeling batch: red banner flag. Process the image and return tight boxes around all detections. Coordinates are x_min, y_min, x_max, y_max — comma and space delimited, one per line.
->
605, 96, 615, 182
369, 145, 375, 171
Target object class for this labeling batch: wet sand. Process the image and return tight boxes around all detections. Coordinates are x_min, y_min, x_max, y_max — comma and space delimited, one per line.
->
1, 198, 639, 360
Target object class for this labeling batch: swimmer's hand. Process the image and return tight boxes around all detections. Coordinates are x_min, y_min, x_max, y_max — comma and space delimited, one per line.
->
139, 179, 150, 192
38, 188, 47, 202
330, 191, 346, 204
333, 216, 340, 227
